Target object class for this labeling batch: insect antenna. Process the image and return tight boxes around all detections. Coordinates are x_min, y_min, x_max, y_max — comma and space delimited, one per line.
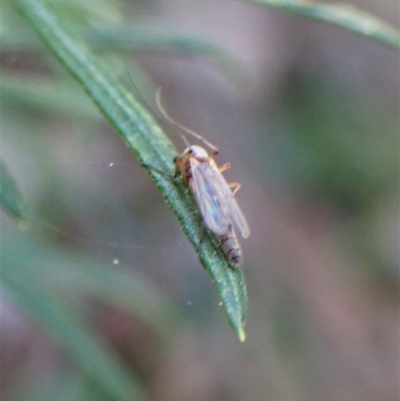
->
156, 88, 219, 153
125, 74, 218, 153
126, 73, 168, 123
179, 133, 190, 147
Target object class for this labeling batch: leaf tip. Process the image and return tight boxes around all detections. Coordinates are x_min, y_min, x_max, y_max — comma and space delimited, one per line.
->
239, 328, 246, 342
17, 218, 30, 231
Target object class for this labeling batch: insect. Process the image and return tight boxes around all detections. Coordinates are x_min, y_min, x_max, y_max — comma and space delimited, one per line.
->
156, 90, 250, 267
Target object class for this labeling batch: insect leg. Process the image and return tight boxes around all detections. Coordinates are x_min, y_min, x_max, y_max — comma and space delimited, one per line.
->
209, 150, 220, 158
141, 163, 175, 181
228, 182, 241, 196
198, 221, 205, 244
195, 221, 206, 260
218, 162, 231, 173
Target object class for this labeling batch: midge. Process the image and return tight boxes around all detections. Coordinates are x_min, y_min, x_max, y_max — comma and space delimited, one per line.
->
156, 90, 250, 267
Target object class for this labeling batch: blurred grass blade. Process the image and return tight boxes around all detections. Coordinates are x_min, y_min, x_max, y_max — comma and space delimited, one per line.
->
3, 228, 180, 337
0, 26, 246, 84
11, 0, 248, 340
243, 0, 400, 50
7, 369, 91, 401
1, 73, 101, 120
2, 266, 145, 401
0, 162, 28, 222
85, 26, 246, 84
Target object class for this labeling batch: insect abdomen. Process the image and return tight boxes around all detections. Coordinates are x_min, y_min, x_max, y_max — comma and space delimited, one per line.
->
220, 225, 242, 267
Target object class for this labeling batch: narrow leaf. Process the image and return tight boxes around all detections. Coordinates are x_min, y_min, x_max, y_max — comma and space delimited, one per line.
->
2, 229, 180, 337
2, 267, 146, 401
243, 0, 400, 51
11, 0, 248, 339
1, 74, 100, 120
0, 26, 245, 83
0, 161, 28, 222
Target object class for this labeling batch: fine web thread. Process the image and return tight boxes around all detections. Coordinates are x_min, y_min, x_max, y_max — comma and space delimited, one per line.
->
30, 217, 176, 254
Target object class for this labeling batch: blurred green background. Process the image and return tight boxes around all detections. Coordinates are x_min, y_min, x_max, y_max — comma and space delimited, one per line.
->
1, 0, 399, 400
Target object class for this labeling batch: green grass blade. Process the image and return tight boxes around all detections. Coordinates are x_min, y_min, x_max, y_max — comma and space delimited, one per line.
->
85, 26, 246, 83
243, 0, 400, 51
1, 74, 101, 120
0, 26, 245, 83
7, 369, 90, 401
2, 268, 146, 401
3, 229, 180, 337
11, 0, 247, 340
0, 162, 28, 222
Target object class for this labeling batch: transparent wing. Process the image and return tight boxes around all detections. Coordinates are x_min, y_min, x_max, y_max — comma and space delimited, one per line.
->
203, 159, 250, 238
225, 191, 251, 238
190, 158, 231, 236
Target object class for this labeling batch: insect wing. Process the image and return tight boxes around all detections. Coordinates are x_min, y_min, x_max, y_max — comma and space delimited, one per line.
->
201, 159, 250, 238
190, 158, 231, 236
226, 191, 251, 238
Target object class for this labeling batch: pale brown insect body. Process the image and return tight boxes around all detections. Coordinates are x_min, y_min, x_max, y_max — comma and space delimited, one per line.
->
157, 91, 250, 267
174, 144, 249, 266
219, 224, 242, 266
